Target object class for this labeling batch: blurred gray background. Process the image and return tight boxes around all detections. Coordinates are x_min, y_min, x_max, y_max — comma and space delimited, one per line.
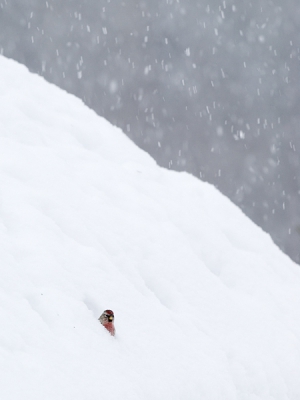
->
1, 0, 299, 263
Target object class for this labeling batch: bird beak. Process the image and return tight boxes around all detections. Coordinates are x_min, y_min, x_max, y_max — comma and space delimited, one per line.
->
108, 316, 113, 321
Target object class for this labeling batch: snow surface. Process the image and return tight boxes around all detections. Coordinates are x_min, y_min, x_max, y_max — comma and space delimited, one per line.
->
0, 55, 300, 400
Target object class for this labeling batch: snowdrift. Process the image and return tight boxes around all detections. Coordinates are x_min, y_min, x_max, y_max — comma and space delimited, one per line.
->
0, 56, 300, 400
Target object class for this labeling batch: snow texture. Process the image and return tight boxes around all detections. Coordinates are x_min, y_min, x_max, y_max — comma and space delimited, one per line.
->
0, 56, 300, 400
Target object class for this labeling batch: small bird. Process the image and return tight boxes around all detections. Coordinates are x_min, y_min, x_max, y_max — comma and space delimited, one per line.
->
98, 310, 115, 336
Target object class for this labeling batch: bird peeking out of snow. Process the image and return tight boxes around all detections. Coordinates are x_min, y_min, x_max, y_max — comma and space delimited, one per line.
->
98, 310, 115, 336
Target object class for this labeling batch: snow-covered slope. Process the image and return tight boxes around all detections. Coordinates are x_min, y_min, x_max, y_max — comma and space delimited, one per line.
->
0, 56, 299, 400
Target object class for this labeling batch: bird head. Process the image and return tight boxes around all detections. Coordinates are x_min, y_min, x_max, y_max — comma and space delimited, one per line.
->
99, 309, 114, 324
104, 310, 114, 322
